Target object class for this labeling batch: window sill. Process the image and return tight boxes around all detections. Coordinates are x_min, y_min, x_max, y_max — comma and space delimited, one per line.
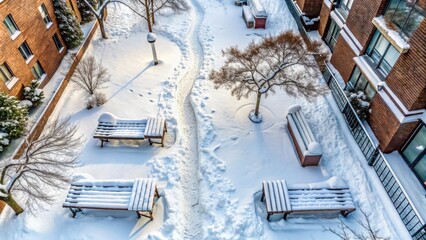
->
10, 31, 21, 40
25, 55, 34, 64
46, 22, 53, 30
353, 56, 383, 89
5, 77, 19, 89
38, 74, 47, 85
372, 17, 410, 53
58, 47, 65, 53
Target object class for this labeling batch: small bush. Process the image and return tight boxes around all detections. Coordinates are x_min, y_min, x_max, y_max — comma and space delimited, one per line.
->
94, 91, 107, 106
0, 132, 10, 152
23, 80, 45, 108
346, 90, 371, 120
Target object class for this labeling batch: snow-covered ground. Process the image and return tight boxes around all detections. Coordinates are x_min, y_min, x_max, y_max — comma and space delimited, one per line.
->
0, 0, 412, 239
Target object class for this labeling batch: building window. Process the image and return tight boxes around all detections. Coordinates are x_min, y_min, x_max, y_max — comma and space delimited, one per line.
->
0, 63, 14, 83
365, 30, 399, 77
402, 123, 426, 188
336, 0, 354, 19
3, 14, 19, 36
38, 4, 52, 26
52, 33, 64, 51
347, 66, 377, 100
384, 0, 425, 37
18, 42, 33, 61
324, 20, 341, 52
31, 61, 45, 80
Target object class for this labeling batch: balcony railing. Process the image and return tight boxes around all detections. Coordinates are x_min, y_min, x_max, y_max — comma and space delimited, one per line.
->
323, 64, 426, 240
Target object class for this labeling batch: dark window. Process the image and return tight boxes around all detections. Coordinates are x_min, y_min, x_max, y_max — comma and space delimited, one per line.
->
3, 14, 19, 36
18, 42, 33, 61
0, 63, 14, 82
38, 4, 52, 25
384, 0, 425, 37
324, 20, 341, 52
402, 123, 426, 188
365, 30, 399, 77
336, 0, 354, 19
31, 61, 45, 80
52, 33, 64, 51
347, 66, 377, 100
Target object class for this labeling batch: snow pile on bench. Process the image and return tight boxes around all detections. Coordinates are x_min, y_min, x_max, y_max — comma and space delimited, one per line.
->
63, 178, 158, 219
286, 104, 322, 166
93, 112, 166, 146
262, 177, 355, 221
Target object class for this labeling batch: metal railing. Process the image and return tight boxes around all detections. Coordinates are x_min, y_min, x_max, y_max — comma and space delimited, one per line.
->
323, 64, 426, 239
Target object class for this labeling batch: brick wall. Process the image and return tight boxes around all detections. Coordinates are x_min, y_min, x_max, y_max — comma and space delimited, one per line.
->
296, 0, 323, 18
330, 35, 356, 82
0, 0, 81, 97
345, 0, 387, 47
318, 2, 331, 36
385, 20, 426, 111
369, 94, 420, 152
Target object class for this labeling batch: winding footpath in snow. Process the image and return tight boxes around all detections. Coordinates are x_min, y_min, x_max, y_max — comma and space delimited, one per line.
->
174, 0, 204, 238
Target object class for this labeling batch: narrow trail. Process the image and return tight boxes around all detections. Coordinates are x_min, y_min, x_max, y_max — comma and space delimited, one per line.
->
175, 0, 204, 238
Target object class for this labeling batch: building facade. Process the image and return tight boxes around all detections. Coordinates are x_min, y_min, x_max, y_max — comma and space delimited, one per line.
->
0, 0, 81, 97
295, 0, 426, 188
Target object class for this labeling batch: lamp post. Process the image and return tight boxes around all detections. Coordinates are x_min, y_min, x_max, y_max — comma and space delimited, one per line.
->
147, 33, 158, 65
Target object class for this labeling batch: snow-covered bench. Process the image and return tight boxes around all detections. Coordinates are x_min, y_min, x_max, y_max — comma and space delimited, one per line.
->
261, 177, 355, 221
63, 178, 159, 220
286, 104, 322, 166
242, 5, 255, 28
93, 112, 167, 147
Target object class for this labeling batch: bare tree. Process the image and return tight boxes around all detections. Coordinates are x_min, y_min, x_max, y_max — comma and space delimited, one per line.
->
324, 208, 390, 240
129, 0, 189, 32
72, 55, 110, 95
0, 118, 83, 215
209, 31, 328, 123
81, 0, 188, 39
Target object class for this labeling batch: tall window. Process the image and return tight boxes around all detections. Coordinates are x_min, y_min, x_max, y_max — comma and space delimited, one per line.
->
384, 0, 425, 37
365, 30, 399, 78
347, 66, 377, 100
31, 61, 45, 80
324, 20, 341, 52
18, 42, 33, 61
38, 4, 52, 26
3, 14, 19, 36
52, 33, 64, 51
336, 0, 354, 19
0, 63, 14, 83
402, 124, 426, 188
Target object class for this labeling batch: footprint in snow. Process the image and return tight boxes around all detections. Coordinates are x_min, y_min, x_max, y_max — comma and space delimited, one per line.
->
139, 94, 143, 97
129, 89, 134, 92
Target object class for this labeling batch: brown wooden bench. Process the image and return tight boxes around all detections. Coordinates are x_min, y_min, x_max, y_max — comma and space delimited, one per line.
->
93, 112, 167, 147
63, 178, 159, 220
286, 104, 323, 166
261, 177, 356, 221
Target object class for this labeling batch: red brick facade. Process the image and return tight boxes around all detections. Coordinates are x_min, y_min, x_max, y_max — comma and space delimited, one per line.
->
0, 0, 80, 97
296, 0, 323, 18
330, 36, 357, 82
369, 94, 420, 152
318, 2, 331, 36
345, 0, 387, 48
385, 20, 426, 111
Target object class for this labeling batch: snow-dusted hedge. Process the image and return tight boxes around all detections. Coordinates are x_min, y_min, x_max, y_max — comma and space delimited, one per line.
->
23, 80, 45, 108
53, 0, 84, 49
346, 90, 371, 120
0, 92, 28, 152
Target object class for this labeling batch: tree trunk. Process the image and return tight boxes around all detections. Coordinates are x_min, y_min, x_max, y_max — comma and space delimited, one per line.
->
98, 16, 108, 39
150, 0, 155, 24
254, 92, 262, 116
1, 194, 24, 215
145, 0, 153, 32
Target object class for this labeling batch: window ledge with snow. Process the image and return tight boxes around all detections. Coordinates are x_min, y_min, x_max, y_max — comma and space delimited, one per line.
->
10, 31, 21, 41
372, 17, 410, 53
38, 74, 47, 86
25, 55, 34, 64
46, 22, 53, 30
6, 77, 19, 89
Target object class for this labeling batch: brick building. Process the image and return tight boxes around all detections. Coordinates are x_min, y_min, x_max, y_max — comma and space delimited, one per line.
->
294, 0, 426, 189
0, 0, 81, 96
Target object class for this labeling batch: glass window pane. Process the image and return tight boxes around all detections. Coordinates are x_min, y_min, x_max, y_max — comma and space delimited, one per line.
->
348, 67, 361, 89
355, 75, 368, 91
3, 15, 18, 35
413, 154, 426, 185
31, 62, 45, 80
403, 8, 425, 36
0, 64, 13, 81
371, 35, 389, 63
366, 31, 380, 56
364, 82, 377, 100
392, 0, 410, 29
385, 0, 401, 20
403, 125, 426, 164
379, 45, 399, 75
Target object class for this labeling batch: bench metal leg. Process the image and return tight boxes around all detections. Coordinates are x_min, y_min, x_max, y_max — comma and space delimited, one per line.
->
149, 138, 152, 145
69, 208, 82, 218
261, 189, 265, 202
340, 210, 350, 217
267, 213, 271, 221
137, 211, 154, 221
283, 213, 289, 220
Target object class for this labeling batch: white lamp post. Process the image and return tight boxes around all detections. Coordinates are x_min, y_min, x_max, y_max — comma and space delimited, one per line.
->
147, 33, 158, 65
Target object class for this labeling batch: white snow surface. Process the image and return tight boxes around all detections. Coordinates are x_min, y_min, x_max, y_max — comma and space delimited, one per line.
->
0, 0, 411, 239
